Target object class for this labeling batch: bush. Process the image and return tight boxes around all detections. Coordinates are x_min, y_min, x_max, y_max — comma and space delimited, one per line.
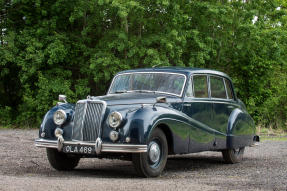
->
0, 0, 286, 129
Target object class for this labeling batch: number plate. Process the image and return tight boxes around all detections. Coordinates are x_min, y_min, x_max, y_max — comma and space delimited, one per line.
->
63, 144, 95, 154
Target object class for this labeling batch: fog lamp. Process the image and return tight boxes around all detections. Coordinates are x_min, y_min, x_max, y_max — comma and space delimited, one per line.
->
41, 132, 46, 138
109, 131, 119, 142
54, 128, 63, 138
125, 137, 131, 143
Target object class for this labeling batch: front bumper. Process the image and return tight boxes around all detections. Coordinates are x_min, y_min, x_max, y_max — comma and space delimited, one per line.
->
35, 138, 147, 154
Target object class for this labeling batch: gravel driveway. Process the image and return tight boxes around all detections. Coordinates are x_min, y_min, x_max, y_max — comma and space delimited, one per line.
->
0, 129, 286, 191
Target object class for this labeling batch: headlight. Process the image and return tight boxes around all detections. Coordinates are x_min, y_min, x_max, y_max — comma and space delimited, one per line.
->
53, 109, 67, 125
108, 111, 122, 129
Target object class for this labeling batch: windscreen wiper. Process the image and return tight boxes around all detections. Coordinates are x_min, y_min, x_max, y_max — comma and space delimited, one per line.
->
127, 90, 156, 94
114, 90, 127, 94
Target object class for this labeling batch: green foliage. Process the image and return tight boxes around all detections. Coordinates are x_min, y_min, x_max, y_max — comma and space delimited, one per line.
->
0, 0, 286, 129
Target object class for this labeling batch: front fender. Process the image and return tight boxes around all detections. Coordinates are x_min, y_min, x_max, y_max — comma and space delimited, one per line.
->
121, 105, 193, 154
39, 103, 74, 140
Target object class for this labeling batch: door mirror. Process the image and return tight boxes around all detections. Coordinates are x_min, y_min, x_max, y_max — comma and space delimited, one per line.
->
156, 97, 166, 103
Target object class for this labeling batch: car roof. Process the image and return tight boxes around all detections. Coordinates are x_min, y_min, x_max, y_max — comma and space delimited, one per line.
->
117, 67, 232, 80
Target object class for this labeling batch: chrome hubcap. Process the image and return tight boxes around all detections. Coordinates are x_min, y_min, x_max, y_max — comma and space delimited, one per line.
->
234, 148, 240, 154
148, 141, 160, 164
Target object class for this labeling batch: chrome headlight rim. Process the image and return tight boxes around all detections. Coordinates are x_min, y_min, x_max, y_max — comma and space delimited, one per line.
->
108, 111, 123, 129
53, 109, 67, 126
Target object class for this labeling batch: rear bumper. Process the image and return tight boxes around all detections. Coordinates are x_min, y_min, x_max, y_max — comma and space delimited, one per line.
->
227, 134, 259, 149
35, 138, 147, 153
254, 135, 260, 142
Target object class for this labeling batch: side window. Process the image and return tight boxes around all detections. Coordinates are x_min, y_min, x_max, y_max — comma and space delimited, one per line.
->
224, 79, 234, 99
193, 75, 208, 98
185, 78, 193, 97
210, 76, 226, 99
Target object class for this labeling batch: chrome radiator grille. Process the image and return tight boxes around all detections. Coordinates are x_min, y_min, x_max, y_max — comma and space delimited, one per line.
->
72, 101, 105, 141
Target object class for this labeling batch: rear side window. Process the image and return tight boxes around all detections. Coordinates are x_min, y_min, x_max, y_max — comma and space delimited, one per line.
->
210, 76, 226, 99
224, 79, 234, 99
193, 75, 208, 98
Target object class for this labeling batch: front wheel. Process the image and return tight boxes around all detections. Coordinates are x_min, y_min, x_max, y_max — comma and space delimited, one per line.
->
222, 147, 245, 164
46, 148, 80, 171
132, 128, 168, 177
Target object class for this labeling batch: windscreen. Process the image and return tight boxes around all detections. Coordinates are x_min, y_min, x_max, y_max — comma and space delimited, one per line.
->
109, 72, 186, 96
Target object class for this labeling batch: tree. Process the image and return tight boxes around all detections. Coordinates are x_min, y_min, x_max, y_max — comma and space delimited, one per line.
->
0, 0, 286, 129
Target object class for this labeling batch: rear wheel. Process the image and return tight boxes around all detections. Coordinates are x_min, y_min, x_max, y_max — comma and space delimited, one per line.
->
46, 148, 80, 171
132, 128, 168, 177
222, 147, 245, 164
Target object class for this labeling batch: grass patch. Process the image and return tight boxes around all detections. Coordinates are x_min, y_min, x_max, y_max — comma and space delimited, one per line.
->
257, 126, 286, 136
257, 127, 287, 141
0, 125, 38, 129
260, 136, 287, 141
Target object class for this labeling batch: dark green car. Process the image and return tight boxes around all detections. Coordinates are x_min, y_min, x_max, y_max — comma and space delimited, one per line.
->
35, 67, 259, 177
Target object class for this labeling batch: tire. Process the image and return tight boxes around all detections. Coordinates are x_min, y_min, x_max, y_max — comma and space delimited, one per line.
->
46, 148, 80, 171
132, 128, 168, 177
222, 147, 245, 164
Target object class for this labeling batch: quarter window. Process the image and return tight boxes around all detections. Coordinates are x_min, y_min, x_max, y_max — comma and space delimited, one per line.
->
210, 76, 226, 99
193, 75, 208, 98
224, 79, 234, 99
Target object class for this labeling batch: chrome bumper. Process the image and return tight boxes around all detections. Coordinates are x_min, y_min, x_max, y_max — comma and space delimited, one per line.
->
34, 138, 147, 153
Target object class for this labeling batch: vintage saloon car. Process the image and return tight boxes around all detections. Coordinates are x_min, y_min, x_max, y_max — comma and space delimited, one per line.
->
35, 67, 259, 177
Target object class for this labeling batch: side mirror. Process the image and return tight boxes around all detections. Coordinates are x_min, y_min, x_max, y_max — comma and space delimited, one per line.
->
156, 96, 166, 103
58, 95, 67, 103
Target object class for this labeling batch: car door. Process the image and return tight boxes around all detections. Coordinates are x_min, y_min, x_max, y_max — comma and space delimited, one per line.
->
209, 75, 239, 149
182, 75, 215, 153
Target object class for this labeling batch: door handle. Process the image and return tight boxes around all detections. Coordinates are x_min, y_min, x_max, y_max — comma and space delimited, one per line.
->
227, 105, 234, 109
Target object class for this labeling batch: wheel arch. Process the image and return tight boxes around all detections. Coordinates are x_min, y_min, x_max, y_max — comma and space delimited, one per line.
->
156, 123, 174, 155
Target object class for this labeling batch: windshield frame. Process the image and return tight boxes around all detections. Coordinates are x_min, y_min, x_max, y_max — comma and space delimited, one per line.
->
107, 72, 187, 97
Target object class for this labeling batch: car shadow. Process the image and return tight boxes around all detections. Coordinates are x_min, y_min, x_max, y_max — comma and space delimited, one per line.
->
53, 153, 225, 178
71, 168, 137, 178
166, 153, 225, 172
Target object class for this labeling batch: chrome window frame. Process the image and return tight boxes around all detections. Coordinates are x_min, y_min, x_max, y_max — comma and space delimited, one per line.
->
107, 72, 187, 97
191, 74, 209, 99
185, 73, 237, 104
185, 75, 193, 98
223, 78, 229, 99
209, 75, 228, 100
223, 78, 235, 101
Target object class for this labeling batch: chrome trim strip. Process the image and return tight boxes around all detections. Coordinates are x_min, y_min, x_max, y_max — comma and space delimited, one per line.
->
155, 116, 226, 137
81, 101, 88, 139
107, 72, 187, 97
34, 138, 147, 153
184, 100, 239, 107
35, 139, 58, 149
101, 144, 147, 153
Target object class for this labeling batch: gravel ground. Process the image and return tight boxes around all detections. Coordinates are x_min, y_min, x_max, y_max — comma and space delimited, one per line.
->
0, 129, 286, 191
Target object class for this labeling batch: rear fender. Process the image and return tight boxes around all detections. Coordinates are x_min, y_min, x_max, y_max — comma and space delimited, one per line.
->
227, 108, 256, 149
